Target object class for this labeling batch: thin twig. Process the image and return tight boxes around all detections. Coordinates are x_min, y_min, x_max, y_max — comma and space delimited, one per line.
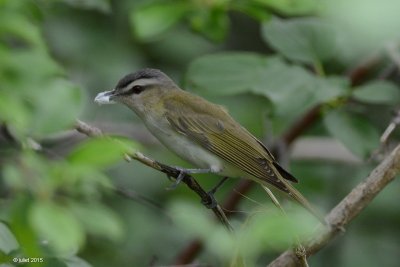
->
115, 187, 165, 212
268, 143, 400, 267
381, 109, 400, 144
75, 120, 234, 232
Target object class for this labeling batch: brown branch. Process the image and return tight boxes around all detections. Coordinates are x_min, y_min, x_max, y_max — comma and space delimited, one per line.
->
347, 53, 382, 86
282, 105, 322, 145
268, 144, 400, 267
174, 241, 204, 265
75, 120, 233, 232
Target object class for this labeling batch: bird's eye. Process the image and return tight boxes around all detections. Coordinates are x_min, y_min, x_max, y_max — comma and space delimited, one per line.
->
131, 85, 145, 94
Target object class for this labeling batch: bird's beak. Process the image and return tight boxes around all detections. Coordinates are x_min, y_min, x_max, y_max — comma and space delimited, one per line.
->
94, 90, 116, 105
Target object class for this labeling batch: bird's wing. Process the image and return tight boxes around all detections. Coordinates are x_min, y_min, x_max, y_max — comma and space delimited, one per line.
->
163, 96, 296, 192
163, 94, 326, 223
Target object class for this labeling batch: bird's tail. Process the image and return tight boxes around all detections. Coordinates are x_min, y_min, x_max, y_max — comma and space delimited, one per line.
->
283, 180, 326, 225
261, 164, 327, 225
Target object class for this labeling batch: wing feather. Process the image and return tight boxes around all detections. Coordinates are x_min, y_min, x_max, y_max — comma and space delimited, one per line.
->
162, 94, 325, 222
165, 109, 289, 192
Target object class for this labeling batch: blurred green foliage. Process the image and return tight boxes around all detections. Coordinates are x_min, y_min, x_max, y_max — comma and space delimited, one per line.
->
0, 0, 400, 266
186, 53, 348, 119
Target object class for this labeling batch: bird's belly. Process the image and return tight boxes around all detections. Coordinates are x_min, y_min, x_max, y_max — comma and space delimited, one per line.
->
161, 133, 221, 169
143, 117, 225, 172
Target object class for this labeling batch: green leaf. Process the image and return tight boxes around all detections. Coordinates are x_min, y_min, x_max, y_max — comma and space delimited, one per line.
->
0, 49, 64, 91
69, 202, 123, 241
0, 91, 30, 138
352, 81, 400, 104
254, 0, 319, 15
186, 53, 347, 117
323, 109, 380, 158
59, 0, 111, 13
130, 1, 189, 41
261, 17, 339, 64
203, 94, 271, 137
0, 222, 19, 254
3, 152, 51, 193
0, 47, 69, 138
63, 256, 92, 267
0, 12, 45, 48
231, 1, 271, 21
186, 52, 270, 96
237, 208, 317, 260
29, 201, 84, 254
321, 0, 400, 58
2, 165, 25, 191
9, 196, 42, 257
169, 201, 215, 238
30, 79, 84, 136
50, 163, 112, 197
0, 260, 13, 267
68, 137, 138, 168
190, 7, 229, 42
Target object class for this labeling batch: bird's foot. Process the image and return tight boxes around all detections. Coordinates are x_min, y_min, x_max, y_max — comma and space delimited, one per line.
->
165, 174, 174, 182
201, 177, 229, 209
166, 168, 186, 190
201, 191, 218, 209
166, 167, 212, 190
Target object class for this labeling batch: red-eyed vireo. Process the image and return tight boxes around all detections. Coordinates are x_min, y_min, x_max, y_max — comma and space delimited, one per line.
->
95, 68, 324, 223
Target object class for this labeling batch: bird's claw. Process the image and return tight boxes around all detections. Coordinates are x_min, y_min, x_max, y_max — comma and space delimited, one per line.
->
166, 169, 186, 190
201, 191, 218, 209
166, 174, 174, 182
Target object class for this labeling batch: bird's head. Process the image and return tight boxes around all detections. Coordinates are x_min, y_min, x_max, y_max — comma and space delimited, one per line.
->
94, 68, 178, 112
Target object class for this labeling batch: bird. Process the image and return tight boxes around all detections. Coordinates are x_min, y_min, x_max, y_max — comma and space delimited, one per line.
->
95, 68, 325, 223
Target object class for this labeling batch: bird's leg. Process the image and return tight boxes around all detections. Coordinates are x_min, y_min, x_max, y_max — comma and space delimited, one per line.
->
209, 176, 229, 195
202, 176, 229, 209
167, 167, 212, 190
166, 174, 174, 182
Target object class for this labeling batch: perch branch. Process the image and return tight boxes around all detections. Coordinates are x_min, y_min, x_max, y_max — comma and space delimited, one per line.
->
268, 143, 400, 267
75, 120, 233, 232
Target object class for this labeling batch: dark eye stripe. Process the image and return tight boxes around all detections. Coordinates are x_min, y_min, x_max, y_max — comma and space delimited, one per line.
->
118, 85, 145, 96
128, 85, 144, 94
131, 85, 145, 94
119, 85, 145, 96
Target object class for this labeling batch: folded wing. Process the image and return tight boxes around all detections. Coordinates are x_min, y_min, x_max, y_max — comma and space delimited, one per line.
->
164, 96, 297, 192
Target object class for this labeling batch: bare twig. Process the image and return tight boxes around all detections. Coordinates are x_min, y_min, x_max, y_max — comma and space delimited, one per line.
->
75, 120, 233, 232
268, 143, 400, 267
380, 109, 400, 144
75, 120, 103, 137
369, 109, 400, 161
